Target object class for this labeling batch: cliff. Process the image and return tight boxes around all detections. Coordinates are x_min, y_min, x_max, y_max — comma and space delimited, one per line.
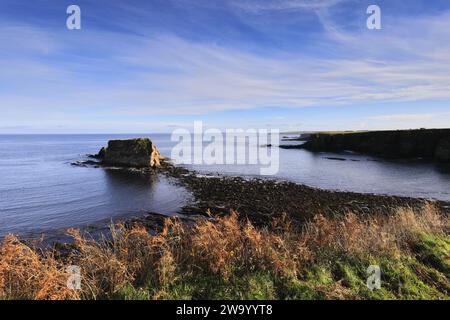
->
302, 129, 450, 162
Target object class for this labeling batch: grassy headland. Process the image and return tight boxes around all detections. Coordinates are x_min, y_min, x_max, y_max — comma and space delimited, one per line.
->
301, 128, 450, 162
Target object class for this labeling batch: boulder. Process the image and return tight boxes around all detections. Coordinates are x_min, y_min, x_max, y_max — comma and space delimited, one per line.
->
435, 137, 450, 162
98, 138, 164, 168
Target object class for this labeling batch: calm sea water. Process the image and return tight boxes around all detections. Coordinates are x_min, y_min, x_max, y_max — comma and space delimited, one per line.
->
0, 134, 449, 237
0, 134, 188, 238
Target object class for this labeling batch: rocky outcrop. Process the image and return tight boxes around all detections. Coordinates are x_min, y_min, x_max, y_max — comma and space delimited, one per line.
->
96, 138, 164, 168
301, 129, 450, 162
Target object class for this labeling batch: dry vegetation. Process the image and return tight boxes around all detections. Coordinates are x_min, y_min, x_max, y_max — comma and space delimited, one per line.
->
0, 204, 449, 300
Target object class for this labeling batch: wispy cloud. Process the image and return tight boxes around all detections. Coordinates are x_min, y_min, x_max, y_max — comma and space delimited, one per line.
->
232, 0, 347, 11
365, 111, 450, 130
367, 113, 446, 122
0, 1, 450, 132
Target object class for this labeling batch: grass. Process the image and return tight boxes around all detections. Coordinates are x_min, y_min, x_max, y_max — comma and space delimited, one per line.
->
0, 204, 448, 300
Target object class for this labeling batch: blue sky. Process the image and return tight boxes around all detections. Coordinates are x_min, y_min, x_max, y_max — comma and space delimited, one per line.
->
1, 0, 450, 133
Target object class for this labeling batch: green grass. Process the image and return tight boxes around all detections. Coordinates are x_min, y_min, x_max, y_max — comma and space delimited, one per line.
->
413, 233, 450, 274
113, 233, 449, 300
1, 206, 448, 300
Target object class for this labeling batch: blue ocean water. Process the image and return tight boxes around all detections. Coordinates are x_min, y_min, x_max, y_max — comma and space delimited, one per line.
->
0, 134, 188, 238
0, 134, 449, 237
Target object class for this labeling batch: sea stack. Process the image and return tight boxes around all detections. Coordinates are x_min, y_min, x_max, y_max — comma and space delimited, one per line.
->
95, 138, 164, 168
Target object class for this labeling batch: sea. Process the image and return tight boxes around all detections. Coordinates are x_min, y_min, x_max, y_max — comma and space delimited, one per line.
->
1, 134, 449, 238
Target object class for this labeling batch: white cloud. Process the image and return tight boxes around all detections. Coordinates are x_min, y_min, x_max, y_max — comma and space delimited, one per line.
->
1, 7, 450, 131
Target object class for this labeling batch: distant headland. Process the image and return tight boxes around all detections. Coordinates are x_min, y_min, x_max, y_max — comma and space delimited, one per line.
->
283, 128, 450, 162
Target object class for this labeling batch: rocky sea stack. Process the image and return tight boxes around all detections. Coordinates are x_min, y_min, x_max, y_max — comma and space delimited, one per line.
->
95, 138, 164, 168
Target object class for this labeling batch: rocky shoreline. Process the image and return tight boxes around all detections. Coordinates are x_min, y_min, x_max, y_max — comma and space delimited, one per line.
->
70, 158, 450, 234
159, 163, 450, 225
65, 136, 450, 238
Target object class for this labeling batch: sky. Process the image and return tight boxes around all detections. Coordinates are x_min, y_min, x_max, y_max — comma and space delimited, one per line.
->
0, 0, 450, 133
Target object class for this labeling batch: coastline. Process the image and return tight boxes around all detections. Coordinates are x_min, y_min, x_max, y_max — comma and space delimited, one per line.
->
161, 163, 450, 222
55, 160, 450, 239
2, 156, 449, 300
286, 129, 450, 163
3, 162, 449, 300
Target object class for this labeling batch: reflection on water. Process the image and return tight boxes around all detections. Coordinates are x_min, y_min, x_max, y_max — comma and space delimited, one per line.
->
103, 169, 160, 208
102, 168, 189, 217
434, 163, 450, 175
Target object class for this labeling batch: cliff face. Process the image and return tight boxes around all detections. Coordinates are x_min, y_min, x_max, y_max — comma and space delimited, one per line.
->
434, 137, 450, 162
96, 138, 164, 168
302, 129, 450, 162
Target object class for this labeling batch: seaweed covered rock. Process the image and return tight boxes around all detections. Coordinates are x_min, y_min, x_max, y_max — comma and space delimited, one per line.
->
97, 138, 164, 168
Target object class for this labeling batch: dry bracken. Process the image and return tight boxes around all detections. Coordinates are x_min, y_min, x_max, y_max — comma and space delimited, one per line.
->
0, 204, 448, 300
